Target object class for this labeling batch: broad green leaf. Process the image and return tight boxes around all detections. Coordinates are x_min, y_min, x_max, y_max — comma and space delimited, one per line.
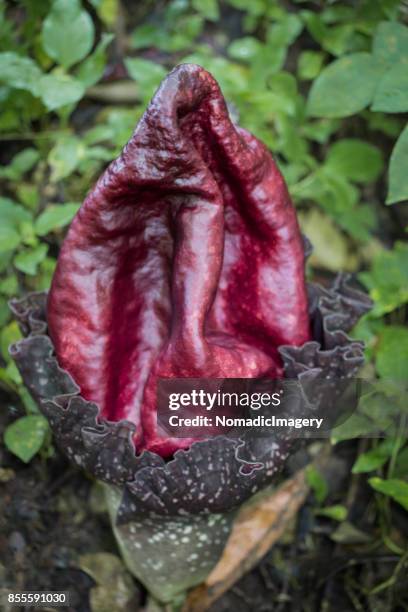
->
360, 242, 408, 315
38, 72, 85, 111
4, 415, 49, 463
373, 21, 408, 68
369, 477, 408, 511
124, 58, 166, 101
315, 505, 347, 521
0, 52, 42, 95
14, 244, 48, 275
0, 227, 21, 252
35, 203, 80, 236
387, 123, 408, 204
0, 298, 10, 327
372, 64, 408, 113
307, 53, 382, 118
192, 0, 219, 21
352, 439, 394, 473
48, 135, 86, 181
0, 321, 21, 361
376, 326, 408, 383
76, 33, 114, 88
326, 139, 383, 183
298, 50, 324, 80
306, 465, 328, 503
42, 0, 95, 68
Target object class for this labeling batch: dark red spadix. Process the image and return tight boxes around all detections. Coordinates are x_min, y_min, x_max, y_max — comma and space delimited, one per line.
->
47, 64, 310, 456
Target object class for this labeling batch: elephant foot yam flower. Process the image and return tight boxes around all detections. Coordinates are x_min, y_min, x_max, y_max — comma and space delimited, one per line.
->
9, 64, 372, 603
46, 63, 311, 457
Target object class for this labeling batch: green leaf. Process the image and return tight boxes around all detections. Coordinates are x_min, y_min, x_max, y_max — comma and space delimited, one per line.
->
4, 415, 48, 463
0, 321, 21, 361
352, 439, 395, 473
360, 242, 408, 315
228, 37, 262, 62
307, 53, 382, 118
306, 464, 328, 503
42, 0, 95, 68
373, 21, 408, 68
192, 0, 219, 22
0, 52, 42, 95
0, 148, 40, 180
48, 135, 86, 181
298, 50, 324, 80
0, 227, 21, 252
0, 197, 32, 229
35, 203, 80, 236
372, 64, 408, 113
326, 139, 383, 183
38, 72, 85, 111
376, 326, 408, 384
387, 123, 408, 204
331, 413, 380, 443
76, 33, 114, 88
369, 477, 408, 511
14, 244, 49, 275
124, 58, 166, 101
315, 505, 348, 521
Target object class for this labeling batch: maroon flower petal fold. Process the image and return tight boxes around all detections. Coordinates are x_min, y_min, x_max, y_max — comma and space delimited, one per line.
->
9, 273, 371, 519
46, 64, 310, 456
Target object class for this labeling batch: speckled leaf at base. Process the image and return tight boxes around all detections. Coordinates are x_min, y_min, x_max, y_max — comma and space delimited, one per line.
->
105, 485, 235, 603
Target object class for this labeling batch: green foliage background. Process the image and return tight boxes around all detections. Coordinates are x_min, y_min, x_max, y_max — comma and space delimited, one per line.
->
1, 0, 408, 570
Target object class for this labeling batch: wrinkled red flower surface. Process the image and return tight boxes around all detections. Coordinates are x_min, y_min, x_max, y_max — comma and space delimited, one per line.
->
47, 64, 310, 457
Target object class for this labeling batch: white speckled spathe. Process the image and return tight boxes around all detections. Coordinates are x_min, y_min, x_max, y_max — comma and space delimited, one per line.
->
104, 484, 235, 603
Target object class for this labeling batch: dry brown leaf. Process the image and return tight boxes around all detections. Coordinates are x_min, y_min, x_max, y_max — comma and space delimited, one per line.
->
183, 468, 310, 612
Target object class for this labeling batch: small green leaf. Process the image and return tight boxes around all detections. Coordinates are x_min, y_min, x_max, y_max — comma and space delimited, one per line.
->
387, 123, 408, 204
306, 464, 328, 503
0, 52, 42, 95
326, 139, 383, 183
376, 326, 408, 383
124, 58, 166, 101
315, 505, 348, 521
373, 21, 408, 68
369, 477, 408, 511
0, 227, 21, 252
48, 135, 86, 181
307, 53, 382, 118
42, 0, 95, 68
228, 37, 261, 62
35, 203, 80, 236
0, 148, 40, 180
298, 50, 324, 80
352, 439, 395, 473
360, 242, 408, 315
0, 321, 21, 361
14, 244, 49, 275
76, 33, 114, 88
38, 72, 85, 111
4, 415, 48, 463
372, 64, 408, 113
192, 0, 219, 21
